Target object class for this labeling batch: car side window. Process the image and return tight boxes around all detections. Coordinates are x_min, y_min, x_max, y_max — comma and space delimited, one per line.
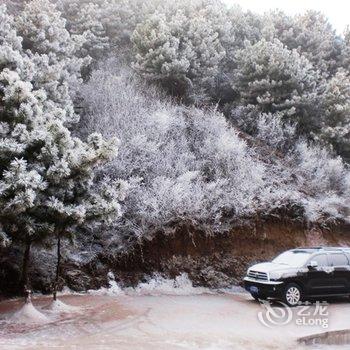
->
328, 253, 349, 267
312, 254, 328, 266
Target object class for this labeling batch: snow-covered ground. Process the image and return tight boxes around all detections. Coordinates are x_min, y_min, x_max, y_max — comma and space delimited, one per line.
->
0, 275, 350, 350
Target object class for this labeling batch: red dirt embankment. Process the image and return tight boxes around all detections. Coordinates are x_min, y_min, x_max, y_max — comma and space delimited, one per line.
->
1, 219, 350, 295
104, 219, 350, 288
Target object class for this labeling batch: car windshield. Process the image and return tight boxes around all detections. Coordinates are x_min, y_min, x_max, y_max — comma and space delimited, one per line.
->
272, 251, 312, 267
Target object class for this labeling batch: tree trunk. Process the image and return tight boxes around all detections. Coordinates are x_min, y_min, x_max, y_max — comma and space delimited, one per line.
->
21, 240, 32, 303
53, 234, 61, 301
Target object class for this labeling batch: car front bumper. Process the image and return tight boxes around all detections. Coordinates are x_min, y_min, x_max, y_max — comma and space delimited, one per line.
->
243, 277, 285, 298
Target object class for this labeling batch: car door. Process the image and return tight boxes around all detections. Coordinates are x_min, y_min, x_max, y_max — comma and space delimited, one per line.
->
327, 253, 350, 294
305, 254, 333, 296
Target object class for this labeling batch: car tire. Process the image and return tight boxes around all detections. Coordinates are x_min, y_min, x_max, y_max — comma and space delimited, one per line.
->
283, 283, 302, 307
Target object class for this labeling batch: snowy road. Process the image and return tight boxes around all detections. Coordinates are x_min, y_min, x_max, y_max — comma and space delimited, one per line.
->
1, 290, 350, 349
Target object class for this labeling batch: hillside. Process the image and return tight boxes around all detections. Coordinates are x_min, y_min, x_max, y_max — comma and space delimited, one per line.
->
0, 0, 349, 298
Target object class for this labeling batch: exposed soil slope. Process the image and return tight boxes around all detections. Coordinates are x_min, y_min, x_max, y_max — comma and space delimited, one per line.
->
1, 219, 349, 297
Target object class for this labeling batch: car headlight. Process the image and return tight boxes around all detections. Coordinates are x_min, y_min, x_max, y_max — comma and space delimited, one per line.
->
269, 271, 283, 280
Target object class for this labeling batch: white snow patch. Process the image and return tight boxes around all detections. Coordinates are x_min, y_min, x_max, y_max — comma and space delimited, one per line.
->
88, 271, 124, 296
89, 272, 244, 297
60, 286, 75, 295
44, 299, 81, 314
219, 285, 246, 294
88, 272, 211, 296
9, 302, 49, 324
126, 273, 210, 296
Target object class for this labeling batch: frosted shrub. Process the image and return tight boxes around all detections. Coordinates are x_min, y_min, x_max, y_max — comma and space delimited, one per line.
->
302, 194, 348, 223
294, 142, 347, 194
80, 59, 350, 239
316, 70, 350, 160
257, 113, 296, 151
80, 61, 267, 241
292, 142, 350, 222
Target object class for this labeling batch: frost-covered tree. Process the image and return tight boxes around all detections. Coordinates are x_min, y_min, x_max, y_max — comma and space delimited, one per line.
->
58, 0, 109, 60
227, 6, 262, 51
315, 70, 350, 160
341, 27, 350, 72
230, 39, 320, 134
15, 0, 89, 110
290, 141, 350, 222
262, 10, 343, 76
132, 0, 228, 99
0, 5, 124, 301
58, 0, 162, 60
16, 0, 77, 58
102, 0, 162, 47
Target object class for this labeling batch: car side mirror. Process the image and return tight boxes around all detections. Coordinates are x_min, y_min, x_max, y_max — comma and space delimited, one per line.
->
307, 260, 318, 269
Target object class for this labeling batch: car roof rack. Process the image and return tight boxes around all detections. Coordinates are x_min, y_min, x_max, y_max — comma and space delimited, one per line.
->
294, 246, 350, 252
319, 247, 350, 251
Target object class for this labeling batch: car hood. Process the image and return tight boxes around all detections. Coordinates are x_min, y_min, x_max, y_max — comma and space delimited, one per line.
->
249, 262, 299, 274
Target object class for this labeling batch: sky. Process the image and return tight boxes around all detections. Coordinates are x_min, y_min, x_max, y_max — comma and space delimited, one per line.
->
223, 0, 349, 34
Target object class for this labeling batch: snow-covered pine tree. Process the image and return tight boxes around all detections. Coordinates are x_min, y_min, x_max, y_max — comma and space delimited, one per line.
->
132, 0, 228, 99
15, 0, 89, 109
230, 38, 320, 134
315, 70, 350, 161
57, 0, 109, 60
58, 0, 161, 61
262, 10, 343, 76
341, 27, 350, 73
0, 5, 124, 302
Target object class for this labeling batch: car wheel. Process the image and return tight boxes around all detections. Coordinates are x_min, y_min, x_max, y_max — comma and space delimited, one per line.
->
283, 283, 302, 307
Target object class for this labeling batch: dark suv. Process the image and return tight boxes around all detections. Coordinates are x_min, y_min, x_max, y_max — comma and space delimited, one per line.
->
244, 247, 350, 306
